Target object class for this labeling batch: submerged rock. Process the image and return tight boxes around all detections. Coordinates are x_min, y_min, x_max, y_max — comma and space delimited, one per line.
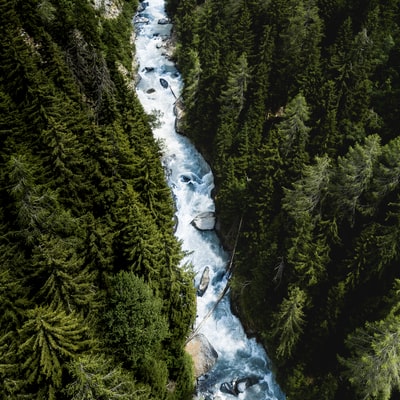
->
179, 172, 201, 186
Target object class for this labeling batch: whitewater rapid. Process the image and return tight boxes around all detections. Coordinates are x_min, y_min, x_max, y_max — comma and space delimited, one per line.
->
134, 1, 285, 399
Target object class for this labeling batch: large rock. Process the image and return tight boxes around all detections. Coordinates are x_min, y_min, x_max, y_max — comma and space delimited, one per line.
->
158, 17, 171, 24
191, 212, 216, 231
197, 266, 210, 297
220, 376, 260, 396
185, 334, 218, 378
174, 98, 186, 134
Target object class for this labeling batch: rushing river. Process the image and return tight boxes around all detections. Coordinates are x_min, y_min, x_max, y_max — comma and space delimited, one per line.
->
134, 1, 285, 399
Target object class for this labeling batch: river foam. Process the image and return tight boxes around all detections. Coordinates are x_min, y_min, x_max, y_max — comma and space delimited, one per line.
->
134, 1, 285, 398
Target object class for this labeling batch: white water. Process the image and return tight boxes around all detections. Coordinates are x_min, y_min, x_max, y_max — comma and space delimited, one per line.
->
134, 2, 285, 399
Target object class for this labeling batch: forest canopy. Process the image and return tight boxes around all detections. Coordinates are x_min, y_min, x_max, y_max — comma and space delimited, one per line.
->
0, 0, 196, 399
168, 0, 400, 398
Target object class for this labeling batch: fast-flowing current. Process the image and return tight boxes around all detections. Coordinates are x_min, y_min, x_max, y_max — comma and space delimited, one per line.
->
134, 1, 285, 399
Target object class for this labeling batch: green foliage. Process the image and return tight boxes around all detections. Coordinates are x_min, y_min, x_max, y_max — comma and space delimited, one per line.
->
330, 134, 381, 224
172, 0, 400, 398
0, 0, 196, 398
341, 314, 400, 399
16, 306, 91, 399
272, 286, 307, 359
103, 271, 169, 367
32, 233, 96, 313
64, 354, 151, 400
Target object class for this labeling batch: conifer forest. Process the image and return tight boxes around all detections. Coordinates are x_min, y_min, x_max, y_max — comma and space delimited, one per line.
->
0, 0, 195, 399
169, 0, 400, 398
1, 0, 400, 399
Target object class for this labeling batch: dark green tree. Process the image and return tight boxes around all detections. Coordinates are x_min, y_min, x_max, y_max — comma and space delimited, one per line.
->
64, 354, 151, 400
330, 134, 381, 225
341, 313, 400, 400
16, 306, 91, 399
276, 93, 311, 181
31, 233, 96, 314
103, 271, 169, 368
273, 286, 308, 359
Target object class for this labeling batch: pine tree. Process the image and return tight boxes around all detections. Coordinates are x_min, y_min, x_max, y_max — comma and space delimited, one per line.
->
187, 0, 226, 149
283, 157, 332, 286
239, 24, 274, 155
64, 354, 151, 400
82, 213, 115, 281
181, 48, 201, 111
371, 135, 400, 201
276, 93, 311, 181
278, 0, 323, 97
31, 233, 96, 314
103, 271, 169, 368
16, 306, 91, 399
0, 267, 30, 334
341, 314, 400, 399
283, 155, 331, 219
273, 286, 308, 359
114, 187, 170, 287
5, 154, 50, 242
313, 79, 341, 156
329, 134, 381, 225
228, 0, 255, 56
218, 52, 249, 118
213, 53, 250, 177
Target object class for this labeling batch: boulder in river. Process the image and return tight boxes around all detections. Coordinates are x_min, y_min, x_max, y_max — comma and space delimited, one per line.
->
159, 78, 169, 88
220, 376, 260, 396
137, 1, 149, 12
185, 333, 218, 378
158, 17, 171, 24
174, 98, 186, 134
197, 266, 210, 297
179, 171, 201, 186
191, 212, 216, 231
134, 15, 149, 24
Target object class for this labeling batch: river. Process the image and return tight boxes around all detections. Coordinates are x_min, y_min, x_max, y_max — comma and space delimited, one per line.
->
134, 1, 285, 399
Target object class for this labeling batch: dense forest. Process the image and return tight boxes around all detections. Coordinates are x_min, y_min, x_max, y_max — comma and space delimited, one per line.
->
167, 0, 400, 398
0, 0, 196, 399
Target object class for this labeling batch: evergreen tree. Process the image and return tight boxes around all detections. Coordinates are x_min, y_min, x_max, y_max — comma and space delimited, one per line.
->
371, 135, 400, 201
103, 271, 169, 368
16, 306, 91, 399
278, 0, 323, 98
276, 93, 311, 181
31, 233, 96, 314
283, 155, 332, 219
64, 354, 151, 400
283, 156, 332, 286
329, 134, 381, 225
341, 314, 400, 400
312, 79, 341, 156
273, 286, 308, 359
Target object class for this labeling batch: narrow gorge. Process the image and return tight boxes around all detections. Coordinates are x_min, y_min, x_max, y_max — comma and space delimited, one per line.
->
134, 1, 285, 398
